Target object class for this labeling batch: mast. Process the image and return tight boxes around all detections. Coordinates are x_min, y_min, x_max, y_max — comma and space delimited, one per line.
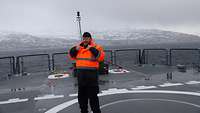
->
76, 11, 82, 40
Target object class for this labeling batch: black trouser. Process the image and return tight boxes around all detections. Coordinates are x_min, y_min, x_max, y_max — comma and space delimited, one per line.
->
77, 69, 101, 113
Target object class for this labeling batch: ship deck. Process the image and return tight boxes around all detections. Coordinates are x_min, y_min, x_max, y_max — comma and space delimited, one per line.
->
1, 64, 200, 113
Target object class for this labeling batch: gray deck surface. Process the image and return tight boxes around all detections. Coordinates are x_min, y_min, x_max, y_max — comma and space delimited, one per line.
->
0, 65, 200, 113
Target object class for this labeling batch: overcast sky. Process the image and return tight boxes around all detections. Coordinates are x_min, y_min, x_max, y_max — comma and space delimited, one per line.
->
0, 0, 200, 36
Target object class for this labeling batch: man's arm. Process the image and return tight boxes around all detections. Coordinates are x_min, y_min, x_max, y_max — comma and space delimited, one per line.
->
89, 47, 99, 58
89, 45, 105, 61
69, 46, 78, 58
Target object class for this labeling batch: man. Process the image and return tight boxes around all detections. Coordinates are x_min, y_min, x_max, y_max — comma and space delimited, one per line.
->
69, 32, 105, 113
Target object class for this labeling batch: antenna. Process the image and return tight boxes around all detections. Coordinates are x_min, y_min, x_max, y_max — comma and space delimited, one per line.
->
76, 11, 82, 40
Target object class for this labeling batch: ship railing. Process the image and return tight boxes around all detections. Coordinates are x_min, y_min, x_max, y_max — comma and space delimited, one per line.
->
0, 56, 15, 80
0, 48, 200, 79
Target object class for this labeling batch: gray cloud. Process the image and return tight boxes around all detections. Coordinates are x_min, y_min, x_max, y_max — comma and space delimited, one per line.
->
0, 0, 200, 35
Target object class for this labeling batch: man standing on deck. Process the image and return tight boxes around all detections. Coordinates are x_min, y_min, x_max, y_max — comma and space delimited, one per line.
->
69, 32, 105, 113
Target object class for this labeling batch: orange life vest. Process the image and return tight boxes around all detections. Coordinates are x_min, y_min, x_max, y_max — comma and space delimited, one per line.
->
69, 40, 105, 69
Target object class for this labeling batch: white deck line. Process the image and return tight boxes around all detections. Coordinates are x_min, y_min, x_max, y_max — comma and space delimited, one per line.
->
69, 93, 78, 97
46, 90, 200, 113
0, 98, 28, 105
131, 85, 157, 90
34, 94, 64, 100
100, 98, 200, 109
109, 69, 130, 74
159, 83, 184, 87
102, 88, 129, 94
185, 81, 200, 85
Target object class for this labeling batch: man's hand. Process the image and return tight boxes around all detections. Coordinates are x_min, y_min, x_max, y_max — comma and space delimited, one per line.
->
76, 45, 80, 51
89, 46, 99, 58
87, 44, 92, 49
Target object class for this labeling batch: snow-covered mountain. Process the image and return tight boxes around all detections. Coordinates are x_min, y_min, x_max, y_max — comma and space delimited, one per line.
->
0, 32, 78, 51
94, 29, 200, 44
90, 29, 200, 46
0, 29, 200, 51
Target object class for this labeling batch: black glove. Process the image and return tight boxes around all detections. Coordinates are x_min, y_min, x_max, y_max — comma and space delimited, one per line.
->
69, 46, 78, 58
89, 47, 99, 58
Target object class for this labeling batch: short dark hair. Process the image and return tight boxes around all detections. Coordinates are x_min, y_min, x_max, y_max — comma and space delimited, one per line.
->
82, 32, 92, 38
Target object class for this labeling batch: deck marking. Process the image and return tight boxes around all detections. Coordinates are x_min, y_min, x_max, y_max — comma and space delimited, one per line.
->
100, 98, 200, 109
0, 98, 28, 105
185, 81, 200, 85
101, 88, 128, 94
131, 85, 157, 90
48, 74, 69, 80
69, 93, 78, 97
109, 69, 130, 74
46, 90, 200, 113
159, 83, 184, 87
45, 99, 78, 113
34, 94, 64, 100
69, 80, 200, 97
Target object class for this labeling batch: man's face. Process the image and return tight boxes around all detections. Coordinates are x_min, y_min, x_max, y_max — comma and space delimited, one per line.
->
83, 37, 91, 45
